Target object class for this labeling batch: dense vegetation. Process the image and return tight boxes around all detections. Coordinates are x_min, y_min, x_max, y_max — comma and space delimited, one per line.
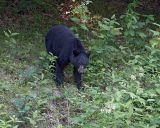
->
0, 0, 160, 128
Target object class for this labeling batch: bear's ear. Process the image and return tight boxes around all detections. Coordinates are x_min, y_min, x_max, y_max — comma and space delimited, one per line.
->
73, 50, 80, 56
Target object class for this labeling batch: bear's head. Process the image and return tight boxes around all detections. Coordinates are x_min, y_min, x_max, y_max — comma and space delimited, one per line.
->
70, 50, 90, 73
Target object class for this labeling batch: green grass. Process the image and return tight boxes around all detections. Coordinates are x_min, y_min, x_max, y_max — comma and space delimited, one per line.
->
0, 23, 83, 127
0, 12, 160, 127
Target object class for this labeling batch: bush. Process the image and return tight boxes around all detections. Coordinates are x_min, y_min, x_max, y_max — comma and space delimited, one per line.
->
0, 0, 160, 127
63, 1, 160, 127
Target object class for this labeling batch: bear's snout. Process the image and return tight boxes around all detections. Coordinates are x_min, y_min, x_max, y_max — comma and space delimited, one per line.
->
78, 65, 84, 73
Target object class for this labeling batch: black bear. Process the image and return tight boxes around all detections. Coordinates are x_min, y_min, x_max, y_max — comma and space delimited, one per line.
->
45, 25, 90, 90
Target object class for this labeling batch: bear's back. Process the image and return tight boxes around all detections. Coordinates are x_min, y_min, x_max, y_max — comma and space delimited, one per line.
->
49, 25, 75, 41
45, 25, 76, 56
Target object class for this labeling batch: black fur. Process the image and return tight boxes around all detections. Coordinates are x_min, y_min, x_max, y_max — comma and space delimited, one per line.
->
45, 25, 89, 90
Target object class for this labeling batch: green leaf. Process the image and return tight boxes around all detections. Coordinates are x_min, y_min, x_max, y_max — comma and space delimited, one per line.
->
152, 22, 160, 27
138, 32, 146, 38
80, 24, 88, 31
71, 17, 80, 23
4, 31, 9, 37
111, 14, 115, 19
26, 117, 36, 126
150, 30, 160, 36
13, 125, 19, 128
11, 33, 19, 36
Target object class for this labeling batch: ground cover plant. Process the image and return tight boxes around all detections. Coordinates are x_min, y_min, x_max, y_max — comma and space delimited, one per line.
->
0, 0, 160, 128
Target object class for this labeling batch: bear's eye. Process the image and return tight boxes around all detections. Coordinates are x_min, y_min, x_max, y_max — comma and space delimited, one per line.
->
73, 50, 80, 56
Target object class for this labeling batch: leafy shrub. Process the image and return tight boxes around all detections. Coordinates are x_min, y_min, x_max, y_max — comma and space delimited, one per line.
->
0, 0, 6, 14
4, 30, 19, 53
65, 2, 160, 126
1, 0, 160, 127
97, 15, 122, 46
121, 1, 154, 48
64, 35, 160, 128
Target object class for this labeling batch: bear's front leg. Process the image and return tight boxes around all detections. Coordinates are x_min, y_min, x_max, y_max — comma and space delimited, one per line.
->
55, 61, 64, 87
73, 67, 84, 90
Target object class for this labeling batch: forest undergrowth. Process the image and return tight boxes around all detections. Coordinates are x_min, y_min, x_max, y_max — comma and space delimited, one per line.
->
0, 1, 160, 128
